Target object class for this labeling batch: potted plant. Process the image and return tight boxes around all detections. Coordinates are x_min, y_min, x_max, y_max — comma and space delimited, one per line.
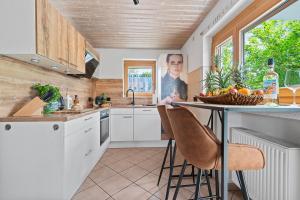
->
32, 83, 62, 113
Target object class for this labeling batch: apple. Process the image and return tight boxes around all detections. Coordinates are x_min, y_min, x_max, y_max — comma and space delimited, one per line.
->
199, 92, 206, 97
229, 88, 238, 94
256, 90, 264, 95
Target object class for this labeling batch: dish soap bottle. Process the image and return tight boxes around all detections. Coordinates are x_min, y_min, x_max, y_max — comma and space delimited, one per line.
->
263, 58, 279, 106
64, 88, 73, 110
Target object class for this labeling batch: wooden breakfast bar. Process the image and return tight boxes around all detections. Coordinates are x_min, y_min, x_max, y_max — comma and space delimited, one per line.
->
172, 102, 300, 200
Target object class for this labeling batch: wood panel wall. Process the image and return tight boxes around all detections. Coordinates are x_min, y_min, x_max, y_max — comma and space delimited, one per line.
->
0, 56, 93, 117
93, 79, 152, 106
187, 68, 202, 101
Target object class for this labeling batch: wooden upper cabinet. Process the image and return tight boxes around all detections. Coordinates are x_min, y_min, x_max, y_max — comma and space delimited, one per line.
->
36, 0, 59, 63
1, 0, 86, 74
76, 32, 86, 74
36, 0, 85, 73
68, 23, 86, 74
57, 13, 69, 67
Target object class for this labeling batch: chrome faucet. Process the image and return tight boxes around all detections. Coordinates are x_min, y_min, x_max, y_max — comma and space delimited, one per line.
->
126, 89, 135, 105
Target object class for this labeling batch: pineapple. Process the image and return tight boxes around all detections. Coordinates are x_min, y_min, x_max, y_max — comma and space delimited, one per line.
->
215, 67, 232, 89
203, 70, 217, 95
232, 67, 247, 90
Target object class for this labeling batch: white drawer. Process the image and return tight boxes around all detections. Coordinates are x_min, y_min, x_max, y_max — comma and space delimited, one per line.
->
110, 108, 133, 115
134, 108, 158, 115
65, 112, 100, 136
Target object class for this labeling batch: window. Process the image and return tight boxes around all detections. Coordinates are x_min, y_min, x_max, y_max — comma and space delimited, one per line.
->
215, 37, 233, 73
242, 1, 300, 89
124, 60, 156, 97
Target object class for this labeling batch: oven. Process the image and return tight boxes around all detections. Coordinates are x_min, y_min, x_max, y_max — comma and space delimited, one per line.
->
100, 109, 109, 145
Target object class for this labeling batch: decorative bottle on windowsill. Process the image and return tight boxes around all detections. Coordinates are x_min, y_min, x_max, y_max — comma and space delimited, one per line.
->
263, 58, 279, 106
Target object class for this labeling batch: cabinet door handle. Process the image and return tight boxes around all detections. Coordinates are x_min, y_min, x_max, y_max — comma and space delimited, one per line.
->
142, 110, 152, 112
84, 128, 92, 133
84, 117, 93, 121
4, 124, 11, 131
85, 149, 92, 157
123, 116, 132, 119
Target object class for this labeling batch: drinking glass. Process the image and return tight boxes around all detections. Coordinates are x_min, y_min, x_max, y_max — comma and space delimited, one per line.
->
284, 69, 300, 104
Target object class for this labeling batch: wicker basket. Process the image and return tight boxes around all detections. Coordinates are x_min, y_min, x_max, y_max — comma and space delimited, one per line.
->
196, 93, 264, 105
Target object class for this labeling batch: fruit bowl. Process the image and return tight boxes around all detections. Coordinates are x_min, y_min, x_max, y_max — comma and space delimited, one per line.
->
196, 93, 264, 105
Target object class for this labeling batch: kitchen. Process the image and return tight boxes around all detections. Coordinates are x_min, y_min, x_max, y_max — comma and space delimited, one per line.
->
0, 0, 300, 200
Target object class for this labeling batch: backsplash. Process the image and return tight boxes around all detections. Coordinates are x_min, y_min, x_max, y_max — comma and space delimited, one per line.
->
0, 56, 93, 117
93, 79, 152, 106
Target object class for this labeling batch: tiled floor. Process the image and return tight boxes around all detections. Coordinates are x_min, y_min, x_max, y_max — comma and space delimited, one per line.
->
72, 147, 243, 200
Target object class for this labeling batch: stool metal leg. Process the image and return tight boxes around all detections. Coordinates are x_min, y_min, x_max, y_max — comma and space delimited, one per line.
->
215, 170, 219, 199
236, 171, 250, 200
204, 170, 213, 198
194, 168, 202, 200
173, 160, 188, 200
165, 143, 176, 200
191, 166, 195, 184
157, 139, 172, 186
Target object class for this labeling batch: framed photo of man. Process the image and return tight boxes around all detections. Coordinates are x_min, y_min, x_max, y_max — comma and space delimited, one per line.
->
158, 53, 188, 105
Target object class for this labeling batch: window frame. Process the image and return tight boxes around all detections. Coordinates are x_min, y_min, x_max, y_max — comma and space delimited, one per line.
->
214, 36, 233, 69
123, 60, 156, 97
240, 0, 295, 65
211, 0, 296, 69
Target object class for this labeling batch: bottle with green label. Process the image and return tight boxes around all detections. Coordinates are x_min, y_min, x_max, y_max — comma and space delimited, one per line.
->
263, 58, 279, 105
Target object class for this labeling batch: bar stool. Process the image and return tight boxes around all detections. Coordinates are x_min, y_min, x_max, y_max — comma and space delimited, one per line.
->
157, 105, 212, 200
166, 107, 265, 200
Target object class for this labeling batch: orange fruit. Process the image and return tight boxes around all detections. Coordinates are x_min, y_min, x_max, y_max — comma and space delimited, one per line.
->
238, 88, 251, 96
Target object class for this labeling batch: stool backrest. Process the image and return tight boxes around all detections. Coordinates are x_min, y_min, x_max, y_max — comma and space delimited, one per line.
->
167, 106, 221, 169
157, 105, 174, 139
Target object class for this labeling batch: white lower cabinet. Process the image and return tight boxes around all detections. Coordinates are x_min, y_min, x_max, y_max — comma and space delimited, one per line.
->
110, 107, 161, 142
110, 114, 133, 141
134, 114, 161, 141
0, 112, 102, 200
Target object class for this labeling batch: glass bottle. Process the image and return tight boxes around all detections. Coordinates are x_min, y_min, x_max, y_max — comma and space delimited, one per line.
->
263, 58, 279, 105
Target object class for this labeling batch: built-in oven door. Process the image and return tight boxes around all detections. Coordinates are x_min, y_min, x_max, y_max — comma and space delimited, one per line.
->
100, 116, 109, 145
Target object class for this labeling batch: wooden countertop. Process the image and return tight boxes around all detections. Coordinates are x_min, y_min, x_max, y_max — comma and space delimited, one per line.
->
111, 105, 157, 108
0, 108, 108, 122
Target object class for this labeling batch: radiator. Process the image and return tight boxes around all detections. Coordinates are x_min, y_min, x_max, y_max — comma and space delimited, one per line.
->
231, 128, 300, 200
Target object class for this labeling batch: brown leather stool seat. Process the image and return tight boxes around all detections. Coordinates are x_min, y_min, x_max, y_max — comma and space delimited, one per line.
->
166, 106, 265, 200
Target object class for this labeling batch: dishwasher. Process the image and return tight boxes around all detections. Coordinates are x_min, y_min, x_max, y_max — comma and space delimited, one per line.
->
100, 109, 110, 145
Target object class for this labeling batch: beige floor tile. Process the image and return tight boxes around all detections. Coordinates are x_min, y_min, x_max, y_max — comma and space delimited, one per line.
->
89, 166, 117, 184
138, 158, 162, 172
110, 151, 131, 161
121, 165, 150, 182
148, 195, 160, 200
72, 185, 110, 200
125, 154, 149, 164
154, 185, 194, 200
76, 177, 96, 194
135, 173, 167, 194
108, 159, 135, 173
112, 184, 152, 200
93, 160, 105, 171
99, 156, 119, 166
137, 150, 159, 158
151, 153, 168, 163
98, 174, 132, 195
151, 168, 170, 180
83, 148, 243, 200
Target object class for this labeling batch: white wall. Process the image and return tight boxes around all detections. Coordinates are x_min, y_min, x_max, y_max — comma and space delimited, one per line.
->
93, 48, 181, 79
182, 0, 253, 73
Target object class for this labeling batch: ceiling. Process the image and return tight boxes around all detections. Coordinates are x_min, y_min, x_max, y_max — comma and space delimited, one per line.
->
50, 0, 217, 49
